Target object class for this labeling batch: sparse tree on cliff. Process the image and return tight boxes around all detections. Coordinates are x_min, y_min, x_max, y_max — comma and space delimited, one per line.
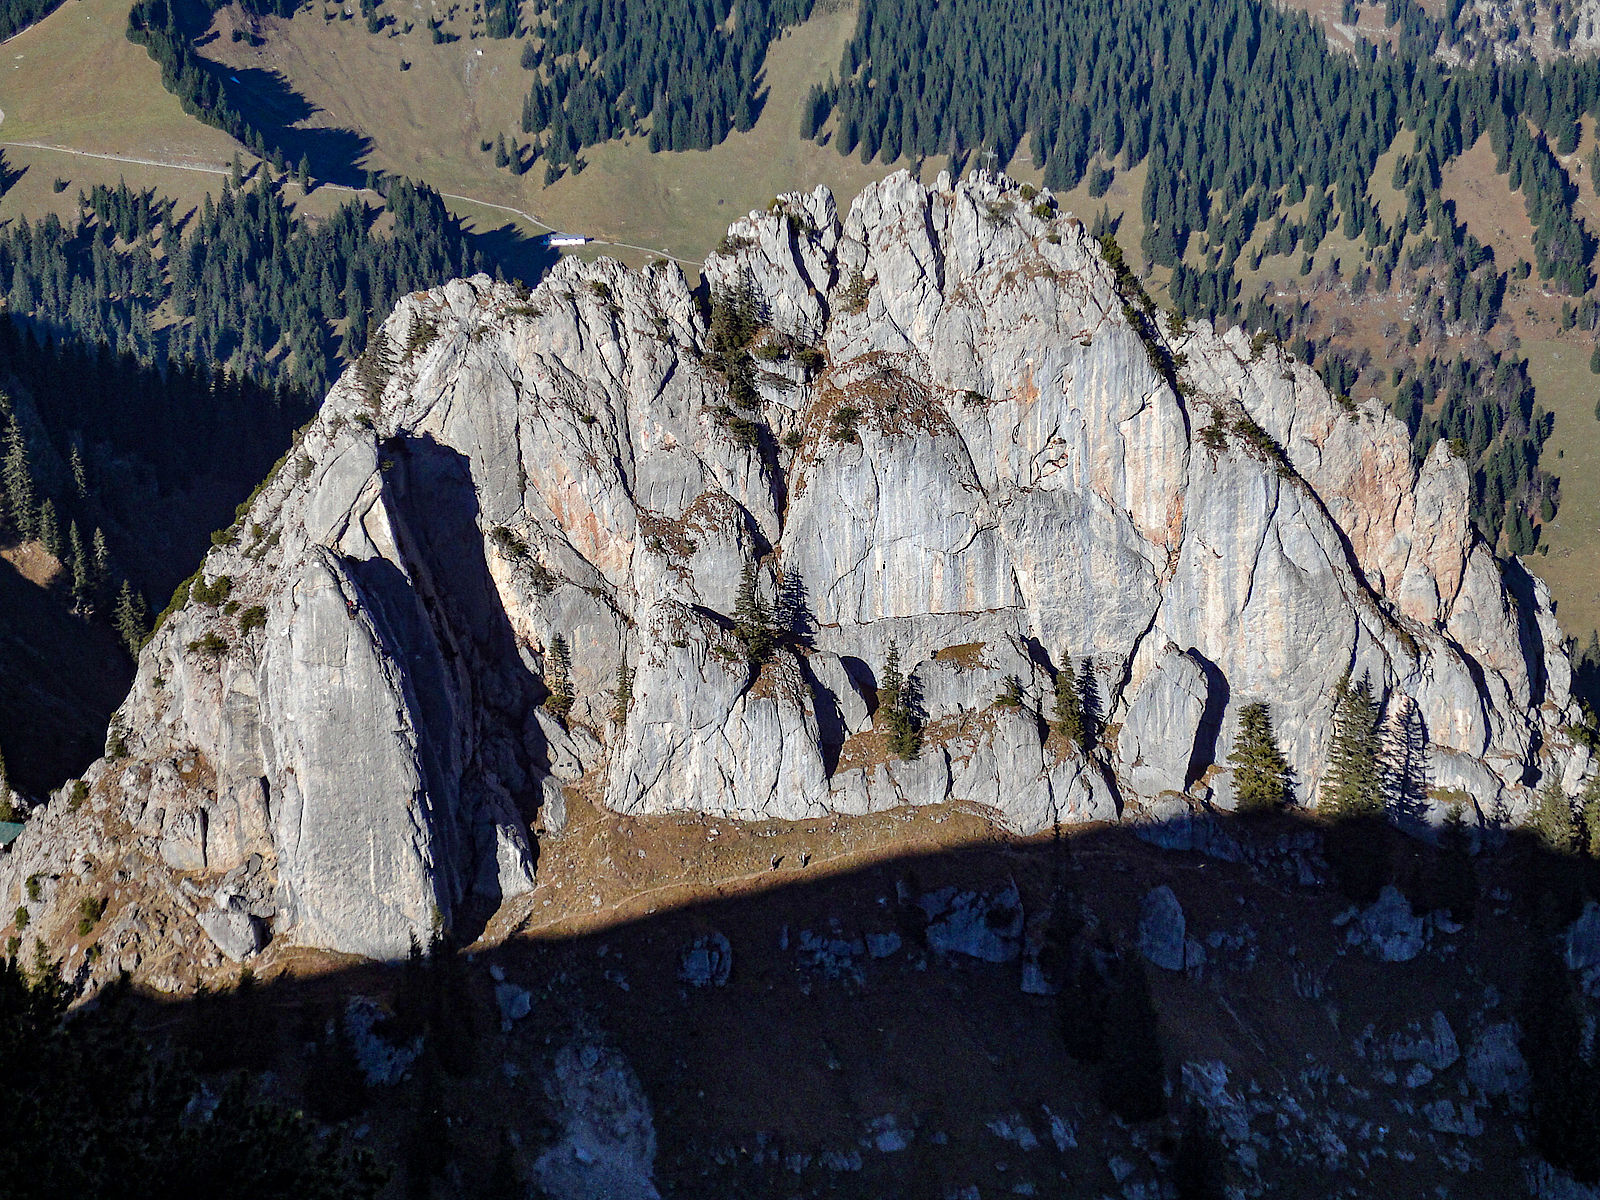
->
1052, 657, 1085, 746
1530, 778, 1578, 854
544, 633, 573, 721
1098, 956, 1166, 1122
1320, 673, 1384, 820
732, 561, 775, 664
1228, 701, 1292, 813
879, 639, 921, 760
1077, 660, 1102, 750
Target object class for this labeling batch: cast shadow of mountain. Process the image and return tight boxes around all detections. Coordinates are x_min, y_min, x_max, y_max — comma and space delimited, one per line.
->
55, 812, 1587, 1199
170, 0, 372, 186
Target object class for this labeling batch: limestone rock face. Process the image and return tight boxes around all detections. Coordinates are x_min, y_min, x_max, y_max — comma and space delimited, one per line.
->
2, 169, 1587, 967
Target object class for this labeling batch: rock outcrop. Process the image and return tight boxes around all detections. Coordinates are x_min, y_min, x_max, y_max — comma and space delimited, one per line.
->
2, 169, 1588, 971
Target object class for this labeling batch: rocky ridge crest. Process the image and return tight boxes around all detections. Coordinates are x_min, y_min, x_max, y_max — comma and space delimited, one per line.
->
3, 169, 1587, 975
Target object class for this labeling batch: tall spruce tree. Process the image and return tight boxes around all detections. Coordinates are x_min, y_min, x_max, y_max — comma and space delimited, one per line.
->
36, 498, 59, 560
879, 639, 921, 760
1228, 701, 1292, 813
543, 633, 573, 721
1530, 778, 1578, 854
65, 521, 88, 610
1320, 673, 1384, 819
732, 560, 775, 664
1052, 657, 1085, 746
1381, 694, 1428, 819
2, 419, 36, 539
1077, 659, 1102, 750
113, 581, 147, 657
0, 744, 13, 823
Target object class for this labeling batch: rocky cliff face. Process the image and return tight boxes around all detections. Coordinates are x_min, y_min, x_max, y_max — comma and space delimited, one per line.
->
3, 170, 1587, 974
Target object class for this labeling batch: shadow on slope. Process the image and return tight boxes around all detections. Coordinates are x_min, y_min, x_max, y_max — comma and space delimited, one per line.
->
166, 0, 373, 187
38, 814, 1600, 1199
0, 545, 130, 791
0, 327, 313, 793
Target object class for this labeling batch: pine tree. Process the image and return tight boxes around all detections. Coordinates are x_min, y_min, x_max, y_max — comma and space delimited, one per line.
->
611, 660, 633, 724
1426, 800, 1476, 922
36, 498, 60, 560
67, 444, 86, 499
1228, 701, 1292, 813
2, 419, 37, 539
1381, 694, 1428, 818
732, 560, 774, 664
1530, 778, 1577, 854
66, 521, 88, 610
1320, 673, 1384, 819
0, 744, 14, 824
1522, 922, 1600, 1181
1174, 1102, 1227, 1200
1052, 657, 1085, 745
1581, 774, 1600, 857
543, 634, 573, 721
1077, 659, 1102, 750
89, 527, 110, 602
879, 639, 921, 760
113, 580, 147, 656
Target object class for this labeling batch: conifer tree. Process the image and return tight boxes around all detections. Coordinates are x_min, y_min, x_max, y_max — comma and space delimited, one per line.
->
65, 521, 88, 610
1098, 956, 1166, 1122
1319, 673, 1384, 819
1530, 778, 1577, 854
113, 581, 147, 657
89, 527, 110, 601
611, 660, 633, 725
1427, 800, 1476, 922
1228, 701, 1292, 813
36, 498, 60, 560
732, 560, 774, 664
1581, 774, 1600, 858
1381, 694, 1428, 818
1077, 659, 1102, 750
543, 633, 573, 721
1522, 922, 1600, 1181
1052, 657, 1085, 746
879, 639, 921, 760
1174, 1102, 1227, 1200
0, 744, 14, 824
3, 420, 36, 539
68, 444, 87, 500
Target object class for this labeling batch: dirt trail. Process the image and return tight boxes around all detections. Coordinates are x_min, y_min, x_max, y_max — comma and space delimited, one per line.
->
0, 139, 704, 266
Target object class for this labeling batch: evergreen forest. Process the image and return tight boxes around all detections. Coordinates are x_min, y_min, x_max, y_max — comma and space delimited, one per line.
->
116, 0, 1599, 557
0, 0, 64, 39
2, 170, 487, 398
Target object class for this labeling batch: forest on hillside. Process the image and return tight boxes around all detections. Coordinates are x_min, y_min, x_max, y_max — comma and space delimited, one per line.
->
1, 170, 488, 397
122, 0, 1600, 558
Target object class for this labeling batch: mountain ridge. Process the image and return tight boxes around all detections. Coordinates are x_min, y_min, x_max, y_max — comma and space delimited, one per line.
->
1, 168, 1587, 983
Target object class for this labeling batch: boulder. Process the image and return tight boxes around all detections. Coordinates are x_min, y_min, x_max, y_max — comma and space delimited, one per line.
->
1117, 648, 1210, 798
1138, 885, 1190, 972
195, 894, 267, 962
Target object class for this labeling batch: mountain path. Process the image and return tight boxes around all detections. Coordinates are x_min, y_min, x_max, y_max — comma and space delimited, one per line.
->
0, 139, 705, 267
